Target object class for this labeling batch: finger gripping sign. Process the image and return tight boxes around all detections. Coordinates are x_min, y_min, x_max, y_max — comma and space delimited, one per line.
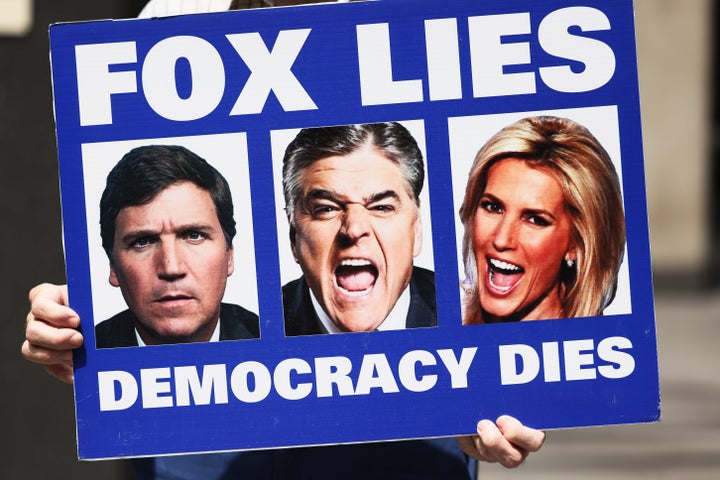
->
50, 0, 659, 460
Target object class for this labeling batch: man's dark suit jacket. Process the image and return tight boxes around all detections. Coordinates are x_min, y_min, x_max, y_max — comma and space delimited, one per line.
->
283, 266, 437, 336
95, 303, 259, 348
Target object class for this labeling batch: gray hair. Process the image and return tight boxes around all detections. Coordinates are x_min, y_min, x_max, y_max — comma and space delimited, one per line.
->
282, 122, 425, 223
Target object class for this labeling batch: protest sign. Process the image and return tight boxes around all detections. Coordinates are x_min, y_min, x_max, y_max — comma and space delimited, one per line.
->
49, 0, 659, 460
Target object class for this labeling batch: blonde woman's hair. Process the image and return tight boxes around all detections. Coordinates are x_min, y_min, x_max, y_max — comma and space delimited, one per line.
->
459, 116, 625, 323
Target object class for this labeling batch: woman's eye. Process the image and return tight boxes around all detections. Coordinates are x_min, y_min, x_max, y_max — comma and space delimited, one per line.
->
480, 200, 501, 213
528, 215, 551, 227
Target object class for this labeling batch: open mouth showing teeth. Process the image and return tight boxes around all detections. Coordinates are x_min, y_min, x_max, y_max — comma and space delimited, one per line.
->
488, 258, 523, 292
335, 259, 378, 296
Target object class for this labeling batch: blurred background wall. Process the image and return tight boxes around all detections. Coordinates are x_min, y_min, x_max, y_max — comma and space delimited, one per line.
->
2, 2, 150, 478
1, 0, 717, 478
637, 0, 714, 279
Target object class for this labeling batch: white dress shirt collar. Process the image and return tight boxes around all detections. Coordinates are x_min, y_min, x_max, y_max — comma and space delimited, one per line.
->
135, 318, 221, 346
308, 285, 411, 334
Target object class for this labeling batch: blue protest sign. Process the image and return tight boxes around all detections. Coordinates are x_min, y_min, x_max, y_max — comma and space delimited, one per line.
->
50, 0, 659, 460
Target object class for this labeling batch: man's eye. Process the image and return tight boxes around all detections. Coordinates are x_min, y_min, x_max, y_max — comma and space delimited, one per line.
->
310, 204, 341, 219
130, 237, 154, 249
184, 231, 206, 242
369, 204, 395, 215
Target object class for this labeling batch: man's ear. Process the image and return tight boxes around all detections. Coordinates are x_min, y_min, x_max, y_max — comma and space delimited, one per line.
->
412, 212, 423, 258
109, 260, 120, 287
289, 224, 298, 262
227, 246, 235, 277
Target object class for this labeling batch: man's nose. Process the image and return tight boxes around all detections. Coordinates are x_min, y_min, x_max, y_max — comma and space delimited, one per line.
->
338, 204, 371, 245
157, 240, 186, 279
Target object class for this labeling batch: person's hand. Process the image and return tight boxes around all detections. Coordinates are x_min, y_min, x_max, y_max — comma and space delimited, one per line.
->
21, 283, 83, 384
457, 415, 545, 468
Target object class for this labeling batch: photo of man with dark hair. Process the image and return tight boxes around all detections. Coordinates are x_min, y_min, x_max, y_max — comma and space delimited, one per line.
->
94, 144, 259, 348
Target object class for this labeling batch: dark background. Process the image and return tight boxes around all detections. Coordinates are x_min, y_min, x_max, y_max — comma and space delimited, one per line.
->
1, 1, 718, 479
2, 2, 142, 478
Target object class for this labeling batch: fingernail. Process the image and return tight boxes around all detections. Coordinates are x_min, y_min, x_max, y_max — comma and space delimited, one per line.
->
477, 419, 492, 432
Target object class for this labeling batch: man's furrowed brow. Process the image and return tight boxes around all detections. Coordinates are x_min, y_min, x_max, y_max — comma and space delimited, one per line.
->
305, 189, 401, 205
365, 190, 400, 204
121, 222, 216, 241
306, 189, 343, 202
175, 222, 218, 234
118, 229, 158, 248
